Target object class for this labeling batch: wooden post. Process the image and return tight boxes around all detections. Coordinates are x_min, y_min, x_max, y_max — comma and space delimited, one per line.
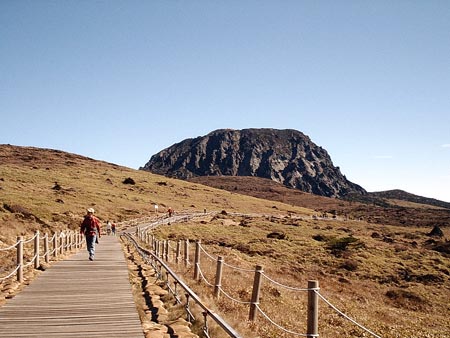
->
194, 240, 201, 280
165, 240, 169, 261
214, 256, 224, 299
53, 232, 58, 258
184, 239, 189, 266
249, 265, 264, 321
176, 240, 181, 263
34, 231, 40, 269
66, 231, 70, 251
70, 232, 74, 251
59, 233, 63, 255
16, 236, 23, 283
185, 293, 191, 323
44, 233, 49, 263
307, 280, 319, 337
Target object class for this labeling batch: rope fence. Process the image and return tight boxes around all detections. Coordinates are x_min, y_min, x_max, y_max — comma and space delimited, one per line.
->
315, 291, 382, 338
255, 304, 319, 337
134, 215, 383, 338
0, 230, 85, 284
123, 233, 243, 338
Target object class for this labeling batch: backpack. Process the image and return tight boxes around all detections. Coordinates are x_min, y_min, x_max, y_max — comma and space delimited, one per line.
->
82, 216, 98, 236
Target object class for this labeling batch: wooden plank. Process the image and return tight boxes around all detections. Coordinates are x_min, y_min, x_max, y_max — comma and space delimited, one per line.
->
0, 236, 144, 338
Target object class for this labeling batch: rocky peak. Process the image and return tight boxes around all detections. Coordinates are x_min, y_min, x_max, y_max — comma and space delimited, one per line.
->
141, 128, 366, 198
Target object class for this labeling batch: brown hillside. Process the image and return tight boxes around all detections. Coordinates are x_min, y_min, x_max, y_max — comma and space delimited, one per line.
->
189, 176, 450, 228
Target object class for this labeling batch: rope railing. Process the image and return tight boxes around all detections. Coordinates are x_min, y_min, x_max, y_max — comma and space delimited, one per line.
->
197, 266, 215, 288
221, 260, 255, 273
198, 244, 217, 261
315, 291, 382, 338
0, 242, 18, 252
255, 304, 319, 337
136, 212, 383, 338
218, 287, 252, 305
0, 230, 84, 285
22, 233, 38, 245
198, 242, 256, 273
0, 265, 20, 282
123, 233, 243, 338
261, 272, 319, 292
22, 253, 38, 268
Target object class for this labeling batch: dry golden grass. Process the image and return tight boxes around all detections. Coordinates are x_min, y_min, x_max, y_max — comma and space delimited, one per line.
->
1, 145, 449, 337
149, 215, 450, 338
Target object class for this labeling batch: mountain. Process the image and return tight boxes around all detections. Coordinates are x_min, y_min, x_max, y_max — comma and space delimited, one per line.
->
141, 128, 366, 198
368, 190, 450, 210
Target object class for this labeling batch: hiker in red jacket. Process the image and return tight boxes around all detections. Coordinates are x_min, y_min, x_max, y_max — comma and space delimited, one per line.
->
80, 208, 101, 261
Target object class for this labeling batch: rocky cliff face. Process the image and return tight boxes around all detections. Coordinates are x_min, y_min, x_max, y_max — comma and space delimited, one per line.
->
141, 128, 366, 198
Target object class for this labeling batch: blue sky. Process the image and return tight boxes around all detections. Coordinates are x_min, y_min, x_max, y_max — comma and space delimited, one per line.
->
1, 1, 449, 202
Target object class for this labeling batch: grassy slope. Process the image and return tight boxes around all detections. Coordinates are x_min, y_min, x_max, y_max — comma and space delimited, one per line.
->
1, 145, 449, 337
189, 176, 450, 228
0, 145, 311, 242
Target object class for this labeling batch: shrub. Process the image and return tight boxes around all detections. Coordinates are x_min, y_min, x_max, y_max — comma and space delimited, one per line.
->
326, 236, 364, 257
340, 259, 359, 271
123, 177, 136, 185
312, 234, 328, 242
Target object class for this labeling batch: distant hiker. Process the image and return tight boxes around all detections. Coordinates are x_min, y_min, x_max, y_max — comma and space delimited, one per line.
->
168, 207, 173, 217
80, 208, 101, 261
111, 222, 116, 236
106, 220, 112, 235
154, 204, 159, 213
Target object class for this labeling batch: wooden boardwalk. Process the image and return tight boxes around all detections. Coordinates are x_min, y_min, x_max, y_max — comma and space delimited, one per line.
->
0, 236, 144, 338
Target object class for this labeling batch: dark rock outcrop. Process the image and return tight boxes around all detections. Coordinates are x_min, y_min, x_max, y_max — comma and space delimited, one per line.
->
141, 128, 366, 198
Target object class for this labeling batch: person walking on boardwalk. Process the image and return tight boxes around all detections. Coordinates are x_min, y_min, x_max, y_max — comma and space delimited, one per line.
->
80, 208, 101, 261
106, 220, 112, 235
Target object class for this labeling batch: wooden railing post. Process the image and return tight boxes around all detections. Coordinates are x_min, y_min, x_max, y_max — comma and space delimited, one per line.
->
194, 240, 201, 280
16, 236, 23, 282
176, 240, 181, 263
165, 240, 169, 261
184, 239, 190, 266
53, 232, 58, 258
61, 233, 66, 255
44, 233, 49, 264
185, 293, 191, 322
66, 231, 71, 252
214, 256, 224, 299
70, 232, 74, 251
307, 280, 319, 337
249, 265, 263, 321
34, 231, 40, 269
